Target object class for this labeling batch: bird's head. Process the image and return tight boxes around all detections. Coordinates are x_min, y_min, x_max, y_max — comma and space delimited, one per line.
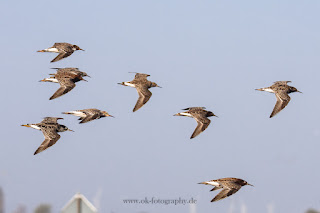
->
289, 86, 302, 94
243, 180, 254, 187
81, 72, 90, 78
102, 111, 114, 118
73, 45, 84, 51
207, 111, 218, 118
151, 82, 162, 88
59, 125, 74, 132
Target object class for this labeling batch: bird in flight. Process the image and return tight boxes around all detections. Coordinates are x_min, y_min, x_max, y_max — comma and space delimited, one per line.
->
37, 42, 84, 62
21, 117, 73, 155
118, 72, 161, 112
256, 81, 301, 118
62, 108, 114, 124
39, 67, 89, 100
199, 177, 253, 202
174, 107, 217, 139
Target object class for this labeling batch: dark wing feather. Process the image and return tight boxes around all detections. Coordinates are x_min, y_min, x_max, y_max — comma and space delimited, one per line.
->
190, 115, 211, 139
182, 107, 206, 110
79, 113, 100, 124
134, 73, 150, 80
133, 86, 152, 112
270, 91, 291, 118
211, 188, 240, 202
41, 117, 62, 124
210, 186, 222, 191
51, 51, 73, 63
34, 127, 61, 155
49, 78, 76, 100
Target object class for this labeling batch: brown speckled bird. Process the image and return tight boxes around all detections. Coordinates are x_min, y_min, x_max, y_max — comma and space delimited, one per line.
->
40, 68, 89, 100
118, 73, 161, 112
256, 81, 301, 118
21, 117, 73, 155
174, 107, 217, 139
37, 42, 84, 62
62, 108, 113, 124
199, 178, 253, 202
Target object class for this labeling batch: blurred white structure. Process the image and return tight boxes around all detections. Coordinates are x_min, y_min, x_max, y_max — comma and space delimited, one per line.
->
61, 193, 97, 213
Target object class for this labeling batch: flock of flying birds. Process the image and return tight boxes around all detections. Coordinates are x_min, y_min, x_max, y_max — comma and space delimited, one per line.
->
21, 42, 302, 202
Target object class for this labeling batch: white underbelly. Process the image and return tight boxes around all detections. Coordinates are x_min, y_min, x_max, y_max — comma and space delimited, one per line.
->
263, 88, 274, 93
45, 47, 60, 53
205, 181, 220, 187
30, 124, 41, 130
124, 82, 136, 88
69, 111, 87, 117
180, 112, 192, 117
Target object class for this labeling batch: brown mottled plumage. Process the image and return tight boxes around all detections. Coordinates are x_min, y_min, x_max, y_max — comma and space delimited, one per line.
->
174, 107, 217, 139
39, 68, 89, 100
37, 42, 84, 63
256, 81, 301, 118
118, 73, 161, 112
21, 117, 73, 155
62, 108, 113, 124
199, 178, 253, 202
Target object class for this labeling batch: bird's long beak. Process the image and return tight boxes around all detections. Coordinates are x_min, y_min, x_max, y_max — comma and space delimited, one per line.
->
21, 124, 30, 127
255, 88, 263, 91
297, 90, 302, 93
118, 82, 124, 85
68, 129, 74, 132
80, 48, 85, 51
108, 114, 115, 118
247, 183, 254, 187
157, 85, 162, 88
39, 79, 45, 82
37, 50, 45, 52
214, 115, 218, 118
173, 113, 181, 116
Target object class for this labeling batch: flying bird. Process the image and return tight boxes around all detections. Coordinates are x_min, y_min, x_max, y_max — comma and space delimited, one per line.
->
199, 178, 253, 202
37, 42, 84, 62
62, 108, 113, 124
39, 67, 89, 100
118, 73, 161, 112
256, 81, 301, 118
21, 117, 73, 155
174, 107, 217, 139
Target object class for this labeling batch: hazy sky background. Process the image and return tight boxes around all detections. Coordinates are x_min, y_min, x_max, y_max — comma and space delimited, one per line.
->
1, 0, 320, 212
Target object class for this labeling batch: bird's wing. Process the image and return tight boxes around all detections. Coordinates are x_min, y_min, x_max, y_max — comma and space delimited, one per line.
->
49, 78, 76, 100
51, 51, 73, 63
133, 86, 152, 112
34, 127, 61, 155
210, 186, 222, 191
79, 113, 100, 124
134, 73, 150, 80
273, 81, 291, 85
211, 187, 240, 202
182, 107, 206, 110
53, 43, 64, 48
270, 91, 291, 118
41, 117, 62, 124
190, 114, 211, 139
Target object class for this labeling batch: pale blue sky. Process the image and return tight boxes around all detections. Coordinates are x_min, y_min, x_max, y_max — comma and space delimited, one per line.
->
1, 0, 320, 212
